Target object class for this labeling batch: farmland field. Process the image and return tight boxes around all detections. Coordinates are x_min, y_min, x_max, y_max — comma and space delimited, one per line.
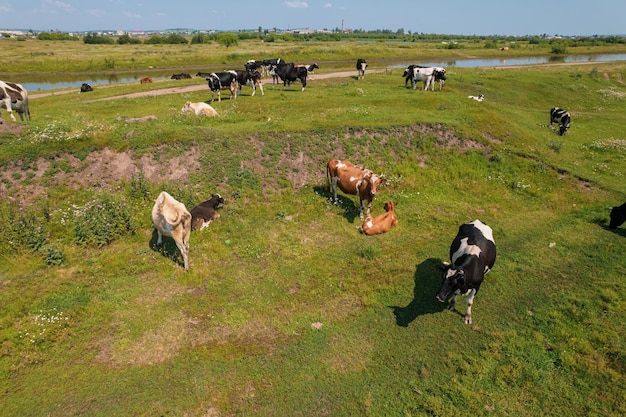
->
0, 37, 625, 417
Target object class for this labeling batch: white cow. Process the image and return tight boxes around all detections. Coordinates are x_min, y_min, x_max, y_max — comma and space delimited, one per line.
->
152, 191, 192, 270
181, 101, 218, 117
0, 81, 30, 122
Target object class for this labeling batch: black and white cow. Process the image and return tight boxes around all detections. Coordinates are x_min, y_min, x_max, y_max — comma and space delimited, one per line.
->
550, 107, 571, 135
206, 71, 239, 102
0, 80, 30, 122
609, 202, 626, 229
436, 219, 496, 325
80, 83, 93, 93
190, 194, 225, 231
274, 62, 308, 91
356, 58, 367, 80
298, 63, 319, 73
234, 70, 264, 96
405, 66, 447, 91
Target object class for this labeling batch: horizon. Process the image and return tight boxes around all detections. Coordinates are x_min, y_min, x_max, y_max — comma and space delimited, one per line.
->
0, 1, 624, 37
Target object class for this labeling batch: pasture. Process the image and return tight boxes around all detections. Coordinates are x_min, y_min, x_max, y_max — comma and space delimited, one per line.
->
0, 38, 625, 416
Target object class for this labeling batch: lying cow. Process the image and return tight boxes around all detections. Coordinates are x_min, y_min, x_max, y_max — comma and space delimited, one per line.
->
171, 73, 192, 80
190, 194, 225, 231
80, 83, 93, 93
0, 80, 30, 122
152, 191, 192, 270
359, 201, 398, 235
609, 202, 626, 229
436, 219, 496, 324
326, 159, 386, 220
550, 107, 571, 135
181, 101, 218, 117
468, 94, 484, 101
356, 58, 367, 80
206, 71, 239, 102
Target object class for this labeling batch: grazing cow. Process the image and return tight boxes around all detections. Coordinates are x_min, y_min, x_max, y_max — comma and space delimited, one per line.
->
262, 58, 283, 77
80, 83, 93, 93
206, 71, 239, 102
359, 201, 398, 235
326, 159, 386, 220
609, 202, 626, 229
140, 76, 153, 84
405, 66, 447, 91
356, 58, 367, 80
235, 69, 264, 96
550, 107, 571, 135
190, 194, 225, 231
152, 191, 192, 270
0, 81, 30, 122
181, 101, 218, 117
274, 62, 308, 91
468, 94, 484, 101
297, 63, 319, 73
436, 219, 496, 324
171, 73, 192, 80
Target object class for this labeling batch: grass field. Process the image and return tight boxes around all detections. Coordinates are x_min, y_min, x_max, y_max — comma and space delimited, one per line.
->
0, 39, 625, 416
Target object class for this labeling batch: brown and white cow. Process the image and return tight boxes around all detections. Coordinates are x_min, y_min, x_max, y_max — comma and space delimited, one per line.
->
0, 81, 30, 122
152, 191, 191, 270
181, 101, 218, 117
326, 159, 386, 220
359, 201, 398, 235
190, 194, 225, 231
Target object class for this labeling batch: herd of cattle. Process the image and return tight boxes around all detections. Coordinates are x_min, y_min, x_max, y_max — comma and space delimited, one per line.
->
1, 58, 625, 324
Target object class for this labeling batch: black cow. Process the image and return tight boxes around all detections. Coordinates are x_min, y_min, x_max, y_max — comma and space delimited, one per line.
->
206, 71, 239, 102
80, 83, 93, 93
234, 70, 264, 96
550, 107, 571, 135
274, 62, 308, 91
609, 202, 626, 229
436, 219, 496, 324
244, 60, 263, 72
196, 72, 212, 78
356, 58, 367, 80
171, 73, 192, 80
190, 194, 225, 231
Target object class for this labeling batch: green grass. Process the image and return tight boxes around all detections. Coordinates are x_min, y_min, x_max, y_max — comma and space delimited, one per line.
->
0, 40, 625, 416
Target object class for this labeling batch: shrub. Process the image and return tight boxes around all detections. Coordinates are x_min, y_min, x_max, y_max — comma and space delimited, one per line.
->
73, 193, 134, 247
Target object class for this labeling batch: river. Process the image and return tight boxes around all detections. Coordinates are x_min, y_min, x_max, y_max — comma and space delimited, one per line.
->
16, 53, 626, 93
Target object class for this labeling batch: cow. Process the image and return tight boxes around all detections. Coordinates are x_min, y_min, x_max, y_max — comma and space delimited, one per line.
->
181, 101, 218, 117
326, 159, 386, 220
244, 59, 263, 72
356, 58, 367, 80
140, 76, 153, 84
196, 72, 212, 78
609, 202, 626, 229
262, 58, 283, 78
436, 219, 496, 325
274, 62, 308, 91
550, 107, 571, 135
80, 83, 93, 93
468, 94, 484, 101
359, 201, 398, 235
235, 69, 264, 96
297, 63, 319, 73
171, 73, 192, 80
206, 71, 239, 102
0, 81, 30, 122
404, 66, 447, 91
152, 191, 192, 270
190, 194, 225, 231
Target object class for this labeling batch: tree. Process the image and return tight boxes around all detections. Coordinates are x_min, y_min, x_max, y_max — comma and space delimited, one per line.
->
217, 33, 238, 48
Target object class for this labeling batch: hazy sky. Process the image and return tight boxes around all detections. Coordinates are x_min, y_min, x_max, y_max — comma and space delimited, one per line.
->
1, 0, 624, 36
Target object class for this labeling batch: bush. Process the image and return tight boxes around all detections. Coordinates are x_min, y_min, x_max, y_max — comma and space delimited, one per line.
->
73, 193, 134, 247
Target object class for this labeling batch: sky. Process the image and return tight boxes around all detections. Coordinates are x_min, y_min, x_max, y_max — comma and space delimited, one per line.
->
0, 0, 624, 36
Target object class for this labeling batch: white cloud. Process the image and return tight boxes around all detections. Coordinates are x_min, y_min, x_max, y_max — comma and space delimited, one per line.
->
286, 1, 308, 8
324, 3, 332, 8
35, 0, 74, 15
123, 11, 143, 19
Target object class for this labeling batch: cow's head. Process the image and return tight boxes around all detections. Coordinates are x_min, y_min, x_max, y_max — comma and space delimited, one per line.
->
211, 194, 225, 209
436, 263, 465, 303
609, 205, 626, 229
361, 172, 385, 198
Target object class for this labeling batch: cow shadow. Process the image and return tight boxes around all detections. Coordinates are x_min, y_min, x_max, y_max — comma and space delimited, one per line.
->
148, 229, 186, 268
389, 258, 448, 327
313, 184, 362, 224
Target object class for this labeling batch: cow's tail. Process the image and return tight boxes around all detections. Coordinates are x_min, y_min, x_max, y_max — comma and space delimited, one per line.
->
326, 162, 332, 193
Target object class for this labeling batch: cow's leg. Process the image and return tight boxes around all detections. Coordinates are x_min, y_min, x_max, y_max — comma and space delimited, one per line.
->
2, 99, 16, 122
331, 177, 339, 204
464, 289, 477, 324
412, 80, 417, 90
156, 230, 163, 245
174, 240, 189, 271
258, 81, 264, 96
447, 294, 457, 311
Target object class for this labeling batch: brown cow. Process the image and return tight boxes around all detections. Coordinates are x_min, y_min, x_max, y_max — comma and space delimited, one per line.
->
190, 194, 225, 231
326, 159, 385, 220
151, 191, 191, 270
359, 201, 398, 235
140, 76, 153, 84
